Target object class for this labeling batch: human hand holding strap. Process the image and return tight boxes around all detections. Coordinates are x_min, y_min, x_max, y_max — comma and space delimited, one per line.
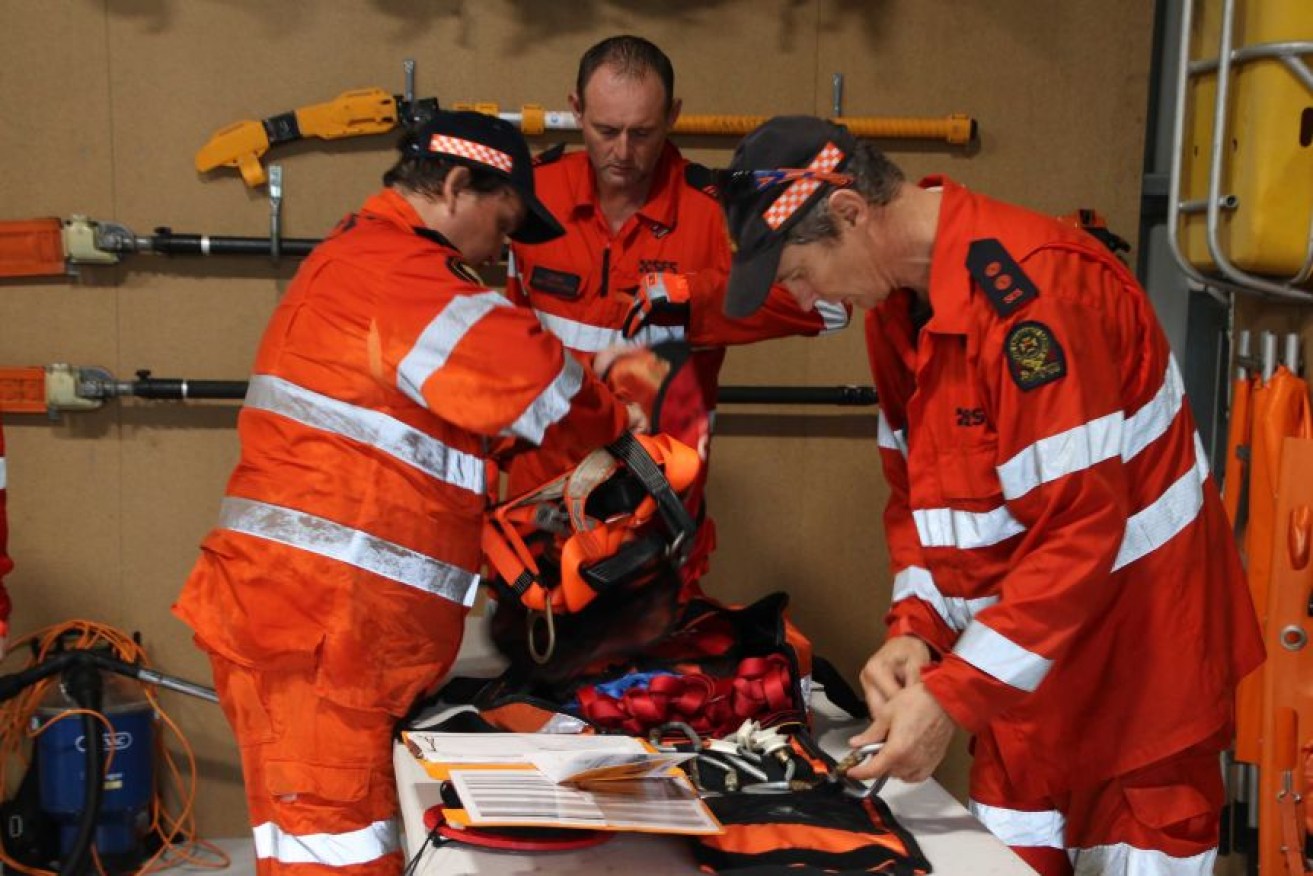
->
621, 273, 692, 339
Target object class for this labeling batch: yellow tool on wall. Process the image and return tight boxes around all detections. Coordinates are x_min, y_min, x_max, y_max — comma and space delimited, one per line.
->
195, 88, 977, 189
195, 87, 440, 187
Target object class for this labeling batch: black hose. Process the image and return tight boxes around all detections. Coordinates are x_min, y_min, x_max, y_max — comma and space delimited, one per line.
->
58, 662, 104, 876
130, 377, 249, 401
119, 377, 879, 407
147, 230, 318, 258
716, 385, 878, 406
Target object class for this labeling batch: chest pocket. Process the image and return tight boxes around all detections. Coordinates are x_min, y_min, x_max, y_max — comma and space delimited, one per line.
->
921, 340, 1003, 504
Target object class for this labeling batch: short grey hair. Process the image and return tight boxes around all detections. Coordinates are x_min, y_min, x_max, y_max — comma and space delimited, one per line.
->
785, 142, 906, 245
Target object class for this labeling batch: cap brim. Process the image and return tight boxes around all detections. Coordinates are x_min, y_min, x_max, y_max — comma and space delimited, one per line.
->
725, 239, 783, 318
509, 193, 565, 245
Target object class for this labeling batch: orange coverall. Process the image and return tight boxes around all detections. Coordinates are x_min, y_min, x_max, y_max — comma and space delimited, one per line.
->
866, 177, 1264, 875
174, 189, 626, 876
506, 143, 848, 587
0, 423, 12, 638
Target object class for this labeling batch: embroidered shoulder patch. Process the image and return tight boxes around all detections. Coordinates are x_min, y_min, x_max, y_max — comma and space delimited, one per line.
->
967, 238, 1039, 316
1005, 321, 1066, 391
446, 256, 482, 286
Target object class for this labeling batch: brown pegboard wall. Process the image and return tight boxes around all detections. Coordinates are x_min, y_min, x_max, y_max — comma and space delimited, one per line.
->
0, 0, 1155, 834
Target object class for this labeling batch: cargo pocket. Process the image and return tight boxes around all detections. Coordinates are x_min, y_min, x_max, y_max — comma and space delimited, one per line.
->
1121, 753, 1221, 847
266, 760, 370, 806
209, 658, 278, 747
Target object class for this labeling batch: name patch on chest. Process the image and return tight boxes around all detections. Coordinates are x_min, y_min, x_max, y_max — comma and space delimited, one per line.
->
639, 259, 679, 274
1005, 321, 1067, 391
528, 266, 583, 300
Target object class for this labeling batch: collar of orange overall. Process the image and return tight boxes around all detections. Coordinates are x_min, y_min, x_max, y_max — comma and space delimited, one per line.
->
917, 174, 980, 337
357, 188, 461, 253
564, 141, 683, 232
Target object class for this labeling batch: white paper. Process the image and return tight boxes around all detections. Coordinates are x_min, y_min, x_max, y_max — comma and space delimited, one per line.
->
447, 767, 722, 835
529, 750, 696, 784
402, 731, 647, 765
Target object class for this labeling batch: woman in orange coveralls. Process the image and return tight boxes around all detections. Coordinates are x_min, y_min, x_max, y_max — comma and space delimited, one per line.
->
174, 111, 640, 876
720, 115, 1264, 876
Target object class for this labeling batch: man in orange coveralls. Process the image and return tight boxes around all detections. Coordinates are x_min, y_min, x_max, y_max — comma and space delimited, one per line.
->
0, 423, 13, 657
506, 35, 849, 592
174, 110, 642, 876
720, 115, 1264, 876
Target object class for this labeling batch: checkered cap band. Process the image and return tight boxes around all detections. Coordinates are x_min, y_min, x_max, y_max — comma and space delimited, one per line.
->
761, 142, 845, 230
427, 134, 514, 173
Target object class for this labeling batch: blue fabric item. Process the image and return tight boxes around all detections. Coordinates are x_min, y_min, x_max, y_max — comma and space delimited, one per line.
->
564, 670, 679, 713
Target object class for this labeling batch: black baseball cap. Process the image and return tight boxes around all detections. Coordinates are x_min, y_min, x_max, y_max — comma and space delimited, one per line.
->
406, 110, 565, 244
722, 116, 858, 317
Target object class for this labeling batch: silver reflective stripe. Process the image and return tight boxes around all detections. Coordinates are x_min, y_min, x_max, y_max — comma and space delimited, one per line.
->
969, 801, 1065, 849
535, 309, 685, 353
0, 457, 6, 491
994, 358, 1187, 502
245, 375, 485, 495
815, 300, 849, 333
892, 565, 998, 631
1073, 843, 1216, 876
253, 819, 399, 867
398, 291, 508, 408
506, 249, 518, 280
219, 497, 480, 607
501, 355, 585, 445
996, 411, 1123, 502
1113, 434, 1209, 572
954, 620, 1053, 692
877, 412, 908, 457
912, 505, 1025, 550
1122, 358, 1187, 462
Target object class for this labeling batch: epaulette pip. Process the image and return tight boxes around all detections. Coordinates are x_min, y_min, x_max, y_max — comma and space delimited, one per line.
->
966, 238, 1039, 317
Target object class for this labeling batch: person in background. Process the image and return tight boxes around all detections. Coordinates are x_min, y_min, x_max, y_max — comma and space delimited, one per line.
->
506, 35, 849, 595
174, 110, 640, 876
720, 114, 1263, 876
0, 423, 12, 657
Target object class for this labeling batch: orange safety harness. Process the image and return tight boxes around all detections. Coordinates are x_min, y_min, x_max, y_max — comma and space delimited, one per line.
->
482, 432, 700, 616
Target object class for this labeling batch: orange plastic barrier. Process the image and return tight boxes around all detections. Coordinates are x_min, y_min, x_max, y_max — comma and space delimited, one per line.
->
1261, 437, 1313, 875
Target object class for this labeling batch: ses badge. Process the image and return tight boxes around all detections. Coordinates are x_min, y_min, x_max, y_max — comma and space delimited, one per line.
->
1005, 321, 1067, 390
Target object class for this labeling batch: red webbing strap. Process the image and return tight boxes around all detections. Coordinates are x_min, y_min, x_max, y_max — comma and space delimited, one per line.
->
733, 655, 794, 716
577, 655, 798, 737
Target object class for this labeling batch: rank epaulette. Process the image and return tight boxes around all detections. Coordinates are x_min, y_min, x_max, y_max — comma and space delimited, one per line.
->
966, 238, 1039, 317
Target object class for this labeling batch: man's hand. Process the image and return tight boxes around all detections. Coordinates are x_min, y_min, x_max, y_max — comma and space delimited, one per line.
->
624, 402, 649, 434
845, 682, 955, 783
858, 635, 933, 717
621, 273, 691, 339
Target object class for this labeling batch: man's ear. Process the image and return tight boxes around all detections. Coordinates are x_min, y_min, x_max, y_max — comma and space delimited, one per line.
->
666, 96, 683, 130
828, 188, 867, 229
568, 91, 583, 124
442, 165, 472, 213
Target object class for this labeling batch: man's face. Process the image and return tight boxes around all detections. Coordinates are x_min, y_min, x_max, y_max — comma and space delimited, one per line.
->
445, 187, 527, 266
774, 218, 891, 312
571, 65, 678, 196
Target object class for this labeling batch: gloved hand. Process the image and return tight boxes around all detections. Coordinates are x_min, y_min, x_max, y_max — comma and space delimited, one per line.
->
621, 273, 691, 339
